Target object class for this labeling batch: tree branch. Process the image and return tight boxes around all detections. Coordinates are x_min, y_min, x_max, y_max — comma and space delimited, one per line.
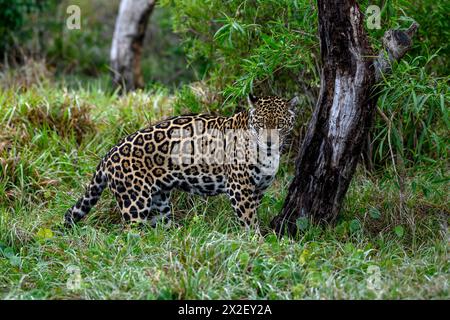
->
374, 22, 419, 82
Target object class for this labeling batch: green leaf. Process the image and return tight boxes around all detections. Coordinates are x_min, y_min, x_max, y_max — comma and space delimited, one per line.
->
335, 221, 349, 237
9, 255, 21, 267
369, 207, 381, 220
36, 227, 54, 240
394, 225, 405, 238
349, 219, 361, 233
230, 242, 239, 251
238, 252, 250, 266
298, 249, 310, 265
0, 247, 21, 267
266, 234, 278, 245
292, 283, 306, 299
2, 247, 15, 258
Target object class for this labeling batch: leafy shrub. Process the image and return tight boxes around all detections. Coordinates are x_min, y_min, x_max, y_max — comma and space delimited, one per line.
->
0, 0, 48, 55
373, 55, 449, 166
165, 0, 448, 167
163, 0, 319, 101
401, 0, 450, 76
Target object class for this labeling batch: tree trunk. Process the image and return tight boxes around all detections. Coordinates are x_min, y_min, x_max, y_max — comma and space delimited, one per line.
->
271, 0, 418, 236
110, 0, 156, 92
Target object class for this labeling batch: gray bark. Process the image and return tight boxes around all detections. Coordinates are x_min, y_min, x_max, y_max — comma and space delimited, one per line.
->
375, 23, 419, 82
271, 0, 418, 236
110, 0, 156, 91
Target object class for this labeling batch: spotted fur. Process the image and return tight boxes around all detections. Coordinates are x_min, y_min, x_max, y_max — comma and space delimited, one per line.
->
65, 95, 298, 231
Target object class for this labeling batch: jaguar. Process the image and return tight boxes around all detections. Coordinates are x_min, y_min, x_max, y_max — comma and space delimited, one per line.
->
64, 94, 298, 232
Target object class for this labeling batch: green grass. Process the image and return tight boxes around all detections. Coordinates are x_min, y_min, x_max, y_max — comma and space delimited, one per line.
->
0, 80, 448, 299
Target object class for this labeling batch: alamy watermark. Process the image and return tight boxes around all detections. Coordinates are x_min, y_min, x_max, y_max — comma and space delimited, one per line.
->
64, 4, 381, 31
366, 265, 384, 298
66, 265, 82, 291
66, 5, 81, 30
166, 126, 282, 176
366, 5, 381, 30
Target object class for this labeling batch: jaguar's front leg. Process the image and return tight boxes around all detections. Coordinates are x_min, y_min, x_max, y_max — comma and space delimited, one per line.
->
226, 176, 262, 234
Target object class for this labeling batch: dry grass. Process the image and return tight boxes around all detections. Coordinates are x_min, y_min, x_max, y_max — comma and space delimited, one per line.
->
0, 58, 53, 91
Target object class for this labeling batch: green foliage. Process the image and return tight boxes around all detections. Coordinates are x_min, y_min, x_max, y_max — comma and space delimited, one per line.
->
0, 0, 48, 54
142, 7, 199, 86
361, 1, 450, 168
0, 78, 447, 299
401, 0, 450, 76
0, 0, 448, 300
37, 0, 120, 76
164, 0, 448, 167
163, 0, 319, 101
3, 0, 195, 83
374, 54, 449, 166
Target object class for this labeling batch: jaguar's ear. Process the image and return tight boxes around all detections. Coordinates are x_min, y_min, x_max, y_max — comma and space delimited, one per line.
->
247, 93, 258, 109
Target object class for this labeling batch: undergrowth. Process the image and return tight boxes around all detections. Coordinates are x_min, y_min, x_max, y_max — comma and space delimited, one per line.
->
0, 78, 448, 299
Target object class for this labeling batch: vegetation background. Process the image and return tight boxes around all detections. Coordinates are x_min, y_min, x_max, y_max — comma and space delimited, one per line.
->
0, 0, 448, 299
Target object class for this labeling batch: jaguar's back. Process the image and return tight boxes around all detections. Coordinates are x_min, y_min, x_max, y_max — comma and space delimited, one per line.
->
65, 95, 299, 231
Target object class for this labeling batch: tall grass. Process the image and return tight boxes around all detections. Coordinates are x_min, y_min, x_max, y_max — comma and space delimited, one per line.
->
0, 75, 448, 298
0, 0, 448, 300
373, 54, 449, 167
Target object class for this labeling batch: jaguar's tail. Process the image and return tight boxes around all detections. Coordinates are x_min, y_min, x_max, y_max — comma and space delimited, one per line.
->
64, 161, 108, 227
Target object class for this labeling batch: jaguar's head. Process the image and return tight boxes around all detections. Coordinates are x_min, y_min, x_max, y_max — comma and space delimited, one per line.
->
248, 94, 299, 149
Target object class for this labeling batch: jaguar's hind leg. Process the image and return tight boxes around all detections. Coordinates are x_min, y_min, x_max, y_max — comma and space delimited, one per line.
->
148, 190, 172, 227
109, 178, 153, 223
